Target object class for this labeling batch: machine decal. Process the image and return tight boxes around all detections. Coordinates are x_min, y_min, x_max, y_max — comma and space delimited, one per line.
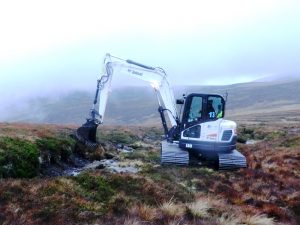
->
128, 69, 143, 76
185, 143, 193, 148
206, 133, 217, 140
209, 112, 216, 118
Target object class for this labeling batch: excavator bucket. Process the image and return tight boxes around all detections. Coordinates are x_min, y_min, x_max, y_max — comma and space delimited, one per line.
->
76, 77, 102, 148
76, 119, 99, 147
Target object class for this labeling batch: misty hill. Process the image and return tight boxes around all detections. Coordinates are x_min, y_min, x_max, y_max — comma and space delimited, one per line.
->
254, 74, 300, 82
181, 80, 300, 123
3, 79, 300, 125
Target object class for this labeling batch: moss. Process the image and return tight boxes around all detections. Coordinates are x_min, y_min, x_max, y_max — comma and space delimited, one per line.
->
147, 151, 160, 163
141, 166, 194, 202
36, 135, 75, 163
83, 173, 175, 205
237, 136, 247, 144
73, 173, 115, 204
237, 127, 253, 143
279, 136, 300, 148
122, 151, 145, 160
265, 131, 286, 141
0, 137, 39, 178
123, 150, 160, 163
237, 126, 282, 143
33, 197, 67, 223
109, 175, 142, 193
99, 130, 138, 145
142, 166, 173, 182
39, 186, 58, 197
0, 186, 25, 203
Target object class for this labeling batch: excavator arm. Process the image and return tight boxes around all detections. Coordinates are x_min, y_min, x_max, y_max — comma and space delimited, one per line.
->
77, 53, 179, 145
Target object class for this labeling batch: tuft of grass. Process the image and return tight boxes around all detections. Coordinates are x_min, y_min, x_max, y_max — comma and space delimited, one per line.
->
138, 204, 157, 221
160, 199, 185, 218
108, 192, 131, 215
123, 218, 141, 225
243, 214, 276, 225
166, 219, 182, 225
128, 205, 140, 217
186, 199, 211, 219
217, 213, 241, 225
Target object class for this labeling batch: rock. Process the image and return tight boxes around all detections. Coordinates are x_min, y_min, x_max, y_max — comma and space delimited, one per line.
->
96, 164, 105, 169
117, 145, 134, 153
117, 144, 123, 149
83, 161, 103, 170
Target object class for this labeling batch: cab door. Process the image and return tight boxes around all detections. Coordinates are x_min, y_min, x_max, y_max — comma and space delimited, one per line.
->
180, 94, 204, 139
180, 94, 225, 139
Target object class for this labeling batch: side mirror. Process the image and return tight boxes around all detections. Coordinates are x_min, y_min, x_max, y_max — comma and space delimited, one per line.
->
176, 99, 184, 104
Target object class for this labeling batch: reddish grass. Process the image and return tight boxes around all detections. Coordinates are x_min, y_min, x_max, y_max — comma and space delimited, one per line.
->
0, 123, 299, 224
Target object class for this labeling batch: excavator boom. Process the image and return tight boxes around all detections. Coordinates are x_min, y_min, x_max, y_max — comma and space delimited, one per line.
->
77, 54, 179, 145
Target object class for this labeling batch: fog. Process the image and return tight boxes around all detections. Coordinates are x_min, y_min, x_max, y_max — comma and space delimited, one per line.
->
0, 0, 299, 121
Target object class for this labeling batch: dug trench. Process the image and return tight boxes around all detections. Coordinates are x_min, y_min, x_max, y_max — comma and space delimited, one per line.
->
0, 123, 163, 178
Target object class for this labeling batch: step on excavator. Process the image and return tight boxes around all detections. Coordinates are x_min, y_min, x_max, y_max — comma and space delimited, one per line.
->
76, 54, 247, 170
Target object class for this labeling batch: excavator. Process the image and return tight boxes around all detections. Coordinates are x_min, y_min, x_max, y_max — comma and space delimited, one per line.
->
76, 53, 246, 170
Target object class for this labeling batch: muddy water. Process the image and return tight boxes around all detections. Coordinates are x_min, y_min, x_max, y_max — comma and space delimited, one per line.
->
64, 159, 139, 176
42, 145, 140, 177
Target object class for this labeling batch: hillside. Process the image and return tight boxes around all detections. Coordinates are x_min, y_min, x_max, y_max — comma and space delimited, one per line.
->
179, 80, 300, 124
2, 79, 300, 125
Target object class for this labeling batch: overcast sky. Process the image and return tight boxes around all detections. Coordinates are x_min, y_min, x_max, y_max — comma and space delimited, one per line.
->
0, 0, 300, 105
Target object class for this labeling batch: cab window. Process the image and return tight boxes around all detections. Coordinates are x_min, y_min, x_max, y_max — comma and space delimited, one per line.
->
208, 96, 224, 119
183, 125, 201, 138
187, 96, 203, 122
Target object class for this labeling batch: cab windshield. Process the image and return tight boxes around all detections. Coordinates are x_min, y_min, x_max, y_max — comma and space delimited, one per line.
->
207, 96, 224, 119
184, 94, 225, 124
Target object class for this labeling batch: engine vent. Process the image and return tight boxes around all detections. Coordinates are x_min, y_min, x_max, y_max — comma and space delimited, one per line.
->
221, 130, 233, 141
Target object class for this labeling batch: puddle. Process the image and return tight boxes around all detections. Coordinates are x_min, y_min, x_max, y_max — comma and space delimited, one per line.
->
64, 159, 140, 176
99, 159, 139, 173
61, 144, 139, 176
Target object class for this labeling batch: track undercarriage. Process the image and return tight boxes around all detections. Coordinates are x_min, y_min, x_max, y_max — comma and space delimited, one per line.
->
161, 140, 247, 170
